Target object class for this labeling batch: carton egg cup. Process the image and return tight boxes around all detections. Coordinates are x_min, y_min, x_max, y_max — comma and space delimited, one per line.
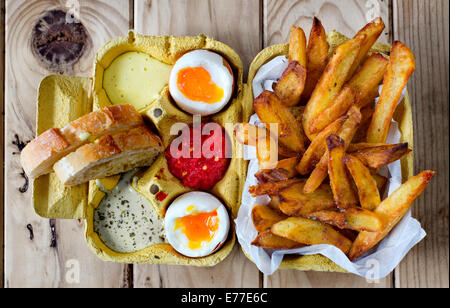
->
33, 31, 413, 272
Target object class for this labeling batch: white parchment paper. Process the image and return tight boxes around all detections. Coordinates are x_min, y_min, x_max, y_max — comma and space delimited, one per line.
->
235, 56, 426, 278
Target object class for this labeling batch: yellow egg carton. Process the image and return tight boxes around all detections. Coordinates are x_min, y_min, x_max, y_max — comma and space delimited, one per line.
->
33, 30, 413, 271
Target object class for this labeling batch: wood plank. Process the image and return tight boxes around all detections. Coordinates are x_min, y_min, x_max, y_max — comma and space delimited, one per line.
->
393, 0, 449, 288
264, 0, 391, 46
1, 0, 5, 289
4, 0, 131, 287
263, 0, 393, 288
133, 0, 262, 288
134, 0, 262, 78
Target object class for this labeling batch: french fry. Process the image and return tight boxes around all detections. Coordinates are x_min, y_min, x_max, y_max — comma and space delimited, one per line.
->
351, 143, 411, 169
256, 131, 279, 170
347, 142, 392, 152
357, 86, 379, 109
367, 41, 416, 143
305, 207, 383, 232
278, 181, 335, 216
309, 86, 356, 134
349, 170, 435, 260
289, 25, 307, 67
373, 174, 388, 193
252, 230, 305, 249
327, 135, 358, 209
271, 217, 353, 254
254, 91, 307, 154
352, 104, 376, 143
303, 35, 365, 140
304, 106, 362, 194
255, 157, 299, 182
235, 123, 271, 146
290, 106, 305, 125
347, 53, 388, 107
347, 17, 386, 79
302, 17, 329, 101
275, 61, 307, 107
297, 115, 346, 175
251, 205, 289, 232
268, 196, 281, 212
249, 178, 302, 197
344, 155, 381, 210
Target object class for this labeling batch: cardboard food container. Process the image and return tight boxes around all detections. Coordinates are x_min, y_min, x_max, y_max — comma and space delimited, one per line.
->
241, 31, 414, 272
33, 31, 254, 266
33, 30, 413, 271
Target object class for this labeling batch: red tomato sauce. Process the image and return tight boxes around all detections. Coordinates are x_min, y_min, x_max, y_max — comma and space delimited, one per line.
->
165, 123, 230, 190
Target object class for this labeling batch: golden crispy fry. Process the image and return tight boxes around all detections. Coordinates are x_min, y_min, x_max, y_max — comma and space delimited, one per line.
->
252, 230, 305, 249
327, 135, 358, 209
256, 131, 279, 170
290, 106, 305, 124
255, 157, 299, 182
234, 123, 271, 146
303, 35, 365, 140
347, 53, 388, 107
347, 142, 391, 152
349, 170, 435, 260
304, 106, 362, 194
358, 86, 379, 109
305, 207, 383, 232
351, 143, 411, 169
367, 41, 416, 143
297, 116, 346, 175
275, 61, 307, 107
249, 178, 302, 197
254, 91, 307, 154
302, 17, 329, 101
344, 155, 381, 210
352, 104, 376, 143
309, 86, 356, 134
251, 205, 289, 232
289, 26, 307, 67
372, 174, 388, 193
348, 17, 386, 79
271, 217, 353, 254
268, 196, 281, 211
278, 181, 335, 216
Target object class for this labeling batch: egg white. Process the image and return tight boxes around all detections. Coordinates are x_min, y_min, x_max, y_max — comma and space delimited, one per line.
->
169, 50, 234, 116
164, 191, 230, 258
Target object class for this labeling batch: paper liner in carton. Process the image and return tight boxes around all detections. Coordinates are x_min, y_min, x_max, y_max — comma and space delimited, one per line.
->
240, 32, 413, 273
33, 31, 250, 266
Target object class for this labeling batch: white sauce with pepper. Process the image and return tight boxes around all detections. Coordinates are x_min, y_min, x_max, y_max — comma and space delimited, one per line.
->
94, 169, 166, 253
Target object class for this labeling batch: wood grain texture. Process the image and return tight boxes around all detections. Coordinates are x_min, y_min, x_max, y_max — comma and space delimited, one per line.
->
4, 0, 131, 287
264, 0, 391, 46
133, 0, 262, 288
134, 0, 262, 78
1, 0, 5, 289
263, 0, 393, 288
393, 0, 449, 288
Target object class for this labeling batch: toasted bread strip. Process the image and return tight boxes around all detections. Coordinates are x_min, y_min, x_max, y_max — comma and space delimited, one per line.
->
21, 104, 143, 178
53, 125, 162, 186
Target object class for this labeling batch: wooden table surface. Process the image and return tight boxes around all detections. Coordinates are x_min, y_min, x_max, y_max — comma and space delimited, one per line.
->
1, 0, 448, 288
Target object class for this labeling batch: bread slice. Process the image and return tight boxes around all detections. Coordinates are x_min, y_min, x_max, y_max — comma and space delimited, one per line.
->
21, 104, 143, 179
53, 125, 163, 186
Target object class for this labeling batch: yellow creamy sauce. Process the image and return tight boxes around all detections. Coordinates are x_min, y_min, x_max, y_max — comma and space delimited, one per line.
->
103, 51, 172, 111
94, 170, 166, 253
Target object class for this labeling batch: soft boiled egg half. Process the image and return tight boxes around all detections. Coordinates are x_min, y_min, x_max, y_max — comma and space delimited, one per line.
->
164, 192, 230, 258
169, 50, 235, 115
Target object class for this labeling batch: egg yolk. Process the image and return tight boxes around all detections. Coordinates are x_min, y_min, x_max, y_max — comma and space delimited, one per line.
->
177, 67, 224, 104
174, 208, 220, 250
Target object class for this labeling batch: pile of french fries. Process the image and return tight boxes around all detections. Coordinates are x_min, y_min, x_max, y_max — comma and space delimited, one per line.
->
235, 17, 435, 261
